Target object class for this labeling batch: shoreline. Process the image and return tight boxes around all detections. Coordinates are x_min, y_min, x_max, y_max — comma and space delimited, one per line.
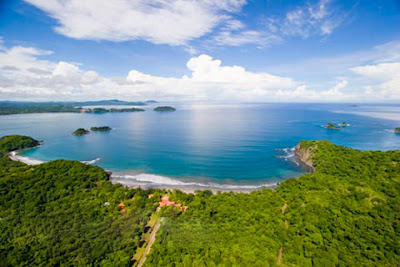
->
8, 144, 44, 165
110, 173, 279, 193
9, 151, 44, 165
294, 144, 316, 172
8, 142, 316, 194
8, 149, 281, 193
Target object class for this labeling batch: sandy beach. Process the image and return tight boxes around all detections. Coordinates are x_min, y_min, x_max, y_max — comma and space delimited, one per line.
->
110, 173, 278, 193
9, 151, 44, 165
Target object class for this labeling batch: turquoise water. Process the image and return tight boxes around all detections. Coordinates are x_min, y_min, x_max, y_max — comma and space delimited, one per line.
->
1, 103, 400, 188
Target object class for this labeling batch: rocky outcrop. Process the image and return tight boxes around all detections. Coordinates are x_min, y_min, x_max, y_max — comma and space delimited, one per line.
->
295, 142, 316, 171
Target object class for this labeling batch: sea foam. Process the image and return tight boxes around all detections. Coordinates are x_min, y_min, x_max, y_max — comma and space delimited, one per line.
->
81, 158, 101, 165
111, 173, 278, 191
9, 151, 44, 165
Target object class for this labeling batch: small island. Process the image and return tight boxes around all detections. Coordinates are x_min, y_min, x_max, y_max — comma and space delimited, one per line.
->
324, 123, 341, 130
338, 121, 349, 127
154, 106, 176, 112
73, 128, 89, 136
90, 126, 112, 132
394, 127, 400, 133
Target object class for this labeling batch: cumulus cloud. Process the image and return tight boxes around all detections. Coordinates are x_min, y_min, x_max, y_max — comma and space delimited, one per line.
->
1, 42, 399, 102
24, 0, 247, 45
351, 62, 400, 99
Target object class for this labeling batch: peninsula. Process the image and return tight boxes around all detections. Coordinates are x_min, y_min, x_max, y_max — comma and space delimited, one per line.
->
0, 100, 151, 115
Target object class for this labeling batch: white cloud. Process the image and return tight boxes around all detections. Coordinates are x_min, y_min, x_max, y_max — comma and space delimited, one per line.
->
25, 0, 247, 45
52, 61, 80, 76
1, 42, 399, 102
267, 0, 351, 39
351, 62, 400, 99
213, 30, 281, 47
185, 54, 293, 87
351, 62, 400, 80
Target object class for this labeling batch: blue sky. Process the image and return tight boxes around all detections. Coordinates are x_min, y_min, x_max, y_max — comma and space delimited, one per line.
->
0, 0, 399, 102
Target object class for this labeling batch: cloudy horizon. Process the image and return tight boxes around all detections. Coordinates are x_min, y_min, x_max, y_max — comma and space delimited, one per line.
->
0, 0, 399, 102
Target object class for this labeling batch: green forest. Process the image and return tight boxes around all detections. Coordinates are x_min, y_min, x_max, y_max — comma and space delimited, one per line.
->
1, 135, 399, 266
0, 100, 149, 115
0, 136, 157, 266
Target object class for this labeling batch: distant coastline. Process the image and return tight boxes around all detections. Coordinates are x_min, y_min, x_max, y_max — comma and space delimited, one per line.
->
0, 100, 156, 115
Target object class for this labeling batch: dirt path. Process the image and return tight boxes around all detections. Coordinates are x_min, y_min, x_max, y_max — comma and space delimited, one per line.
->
277, 247, 283, 265
137, 218, 161, 267
281, 202, 288, 215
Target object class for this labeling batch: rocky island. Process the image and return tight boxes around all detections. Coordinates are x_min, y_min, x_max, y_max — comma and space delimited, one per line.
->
90, 126, 112, 132
73, 128, 89, 136
324, 123, 341, 130
154, 106, 176, 112
394, 127, 400, 133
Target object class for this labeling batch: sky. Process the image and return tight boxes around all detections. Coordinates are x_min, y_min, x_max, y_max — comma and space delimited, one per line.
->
0, 0, 399, 102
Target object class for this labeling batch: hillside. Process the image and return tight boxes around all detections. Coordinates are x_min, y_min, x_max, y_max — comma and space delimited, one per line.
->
0, 136, 157, 266
145, 140, 400, 266
1, 136, 399, 266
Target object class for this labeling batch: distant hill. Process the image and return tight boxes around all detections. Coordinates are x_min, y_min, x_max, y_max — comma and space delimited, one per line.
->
0, 100, 155, 115
76, 99, 148, 106
0, 99, 150, 106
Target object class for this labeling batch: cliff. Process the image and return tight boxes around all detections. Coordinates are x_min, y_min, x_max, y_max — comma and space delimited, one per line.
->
295, 141, 316, 171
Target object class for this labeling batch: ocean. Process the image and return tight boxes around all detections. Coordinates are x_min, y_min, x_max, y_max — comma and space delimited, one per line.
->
1, 102, 399, 190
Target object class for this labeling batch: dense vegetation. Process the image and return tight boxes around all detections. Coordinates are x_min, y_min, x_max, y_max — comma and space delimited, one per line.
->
0, 102, 80, 115
0, 135, 40, 157
1, 135, 399, 266
90, 126, 112, 132
0, 135, 157, 266
72, 128, 89, 136
324, 123, 341, 130
145, 140, 400, 266
394, 127, 400, 133
154, 106, 176, 112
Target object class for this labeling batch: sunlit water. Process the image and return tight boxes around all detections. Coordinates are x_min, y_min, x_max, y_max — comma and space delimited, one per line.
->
1, 103, 399, 189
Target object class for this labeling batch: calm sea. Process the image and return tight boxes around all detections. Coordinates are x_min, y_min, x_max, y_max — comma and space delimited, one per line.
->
1, 103, 399, 189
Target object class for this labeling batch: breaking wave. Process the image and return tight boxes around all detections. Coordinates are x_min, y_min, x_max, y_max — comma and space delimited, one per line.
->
9, 151, 44, 165
81, 157, 101, 165
276, 147, 299, 166
111, 173, 278, 191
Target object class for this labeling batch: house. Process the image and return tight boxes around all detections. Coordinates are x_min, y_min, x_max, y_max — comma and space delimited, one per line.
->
118, 202, 126, 212
158, 195, 188, 212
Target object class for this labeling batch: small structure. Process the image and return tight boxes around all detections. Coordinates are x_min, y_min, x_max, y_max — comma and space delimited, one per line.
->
159, 195, 175, 207
158, 195, 188, 212
119, 202, 126, 212
148, 194, 154, 199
